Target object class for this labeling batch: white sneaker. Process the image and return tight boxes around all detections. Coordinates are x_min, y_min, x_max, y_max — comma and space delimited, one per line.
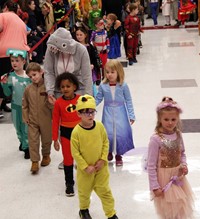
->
0, 110, 4, 119
58, 161, 64, 169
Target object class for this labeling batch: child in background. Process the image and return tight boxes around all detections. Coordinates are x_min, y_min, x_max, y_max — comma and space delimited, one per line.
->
96, 60, 135, 166
71, 94, 119, 219
135, 0, 144, 26
88, 0, 101, 31
75, 26, 101, 95
90, 17, 110, 79
178, 0, 196, 26
53, 0, 68, 28
121, 2, 130, 59
124, 3, 143, 65
147, 97, 194, 219
22, 62, 52, 173
52, 72, 80, 196
161, 0, 172, 26
106, 13, 121, 59
1, 49, 31, 159
135, 0, 144, 54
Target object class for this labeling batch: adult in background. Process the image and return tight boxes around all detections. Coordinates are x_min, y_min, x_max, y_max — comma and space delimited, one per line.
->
101, 0, 125, 21
44, 27, 93, 169
24, 0, 44, 64
0, 0, 30, 118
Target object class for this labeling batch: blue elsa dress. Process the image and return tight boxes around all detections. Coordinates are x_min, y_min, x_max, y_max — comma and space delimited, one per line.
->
107, 24, 121, 59
96, 82, 135, 155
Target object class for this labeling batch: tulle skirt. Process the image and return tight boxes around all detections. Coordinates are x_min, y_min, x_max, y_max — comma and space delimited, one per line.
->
152, 165, 194, 219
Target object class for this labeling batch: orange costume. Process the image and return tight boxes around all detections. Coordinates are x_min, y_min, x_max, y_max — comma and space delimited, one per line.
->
80, 0, 102, 15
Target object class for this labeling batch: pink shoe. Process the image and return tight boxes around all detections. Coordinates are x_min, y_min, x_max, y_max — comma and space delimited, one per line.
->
108, 152, 113, 161
115, 155, 123, 166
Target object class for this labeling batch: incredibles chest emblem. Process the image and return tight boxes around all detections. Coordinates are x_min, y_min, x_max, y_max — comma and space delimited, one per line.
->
66, 104, 76, 112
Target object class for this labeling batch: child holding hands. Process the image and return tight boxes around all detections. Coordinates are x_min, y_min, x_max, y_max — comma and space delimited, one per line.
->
52, 72, 81, 197
147, 97, 194, 219
71, 94, 118, 219
22, 62, 52, 173
96, 59, 135, 166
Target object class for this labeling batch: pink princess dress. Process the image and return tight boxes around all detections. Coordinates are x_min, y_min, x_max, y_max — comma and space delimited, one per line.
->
147, 132, 194, 219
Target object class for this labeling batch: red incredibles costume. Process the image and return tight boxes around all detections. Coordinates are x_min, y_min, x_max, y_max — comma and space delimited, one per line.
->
52, 94, 81, 166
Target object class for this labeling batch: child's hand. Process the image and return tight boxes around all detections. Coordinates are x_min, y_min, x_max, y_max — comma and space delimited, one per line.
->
130, 119, 135, 125
48, 94, 56, 105
85, 165, 96, 174
90, 64, 94, 70
128, 35, 132, 39
180, 164, 188, 175
54, 140, 60, 151
95, 159, 105, 171
1, 75, 8, 83
153, 188, 163, 197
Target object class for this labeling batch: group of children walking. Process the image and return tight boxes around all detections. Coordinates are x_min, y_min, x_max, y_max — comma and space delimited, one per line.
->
0, 0, 195, 216
1, 45, 136, 218
1, 46, 195, 218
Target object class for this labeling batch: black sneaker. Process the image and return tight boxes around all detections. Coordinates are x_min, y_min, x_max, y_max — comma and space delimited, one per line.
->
79, 209, 92, 219
133, 57, 138, 63
65, 184, 75, 197
19, 143, 23, 151
1, 104, 11, 112
108, 215, 119, 219
129, 59, 134, 66
24, 149, 30, 159
0, 110, 4, 119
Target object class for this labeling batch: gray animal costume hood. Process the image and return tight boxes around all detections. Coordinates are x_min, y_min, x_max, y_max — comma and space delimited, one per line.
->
47, 28, 77, 55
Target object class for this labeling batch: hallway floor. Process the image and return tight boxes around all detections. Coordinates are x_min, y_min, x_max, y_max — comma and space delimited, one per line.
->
1, 23, 200, 219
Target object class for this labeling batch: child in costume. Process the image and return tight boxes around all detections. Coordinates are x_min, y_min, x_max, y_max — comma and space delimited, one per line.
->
124, 3, 143, 65
90, 17, 110, 79
147, 97, 194, 219
71, 94, 119, 219
80, 0, 102, 23
178, 0, 196, 25
161, 0, 172, 26
121, 2, 130, 59
53, 0, 68, 28
95, 60, 135, 166
1, 49, 31, 159
52, 72, 80, 196
105, 13, 121, 59
88, 0, 101, 31
22, 62, 52, 173
75, 26, 101, 95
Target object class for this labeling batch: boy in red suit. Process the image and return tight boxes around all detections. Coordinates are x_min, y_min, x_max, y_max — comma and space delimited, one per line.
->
124, 3, 143, 65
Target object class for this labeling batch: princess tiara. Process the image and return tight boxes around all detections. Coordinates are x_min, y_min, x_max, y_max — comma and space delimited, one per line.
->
156, 97, 183, 113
